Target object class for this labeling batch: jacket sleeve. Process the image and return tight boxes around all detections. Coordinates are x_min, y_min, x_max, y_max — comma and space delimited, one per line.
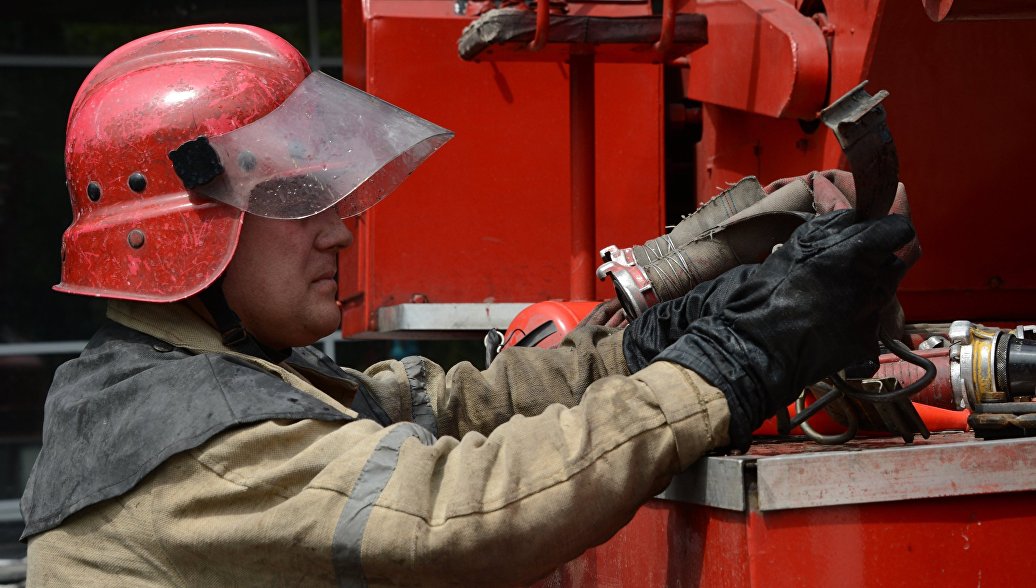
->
359, 361, 731, 586
360, 325, 630, 438
128, 360, 730, 587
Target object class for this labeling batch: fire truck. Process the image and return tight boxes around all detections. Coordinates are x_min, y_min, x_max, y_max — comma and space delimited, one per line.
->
335, 0, 1036, 585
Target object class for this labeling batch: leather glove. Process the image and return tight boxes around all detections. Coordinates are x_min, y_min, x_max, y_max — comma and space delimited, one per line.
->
654, 210, 915, 449
622, 264, 758, 372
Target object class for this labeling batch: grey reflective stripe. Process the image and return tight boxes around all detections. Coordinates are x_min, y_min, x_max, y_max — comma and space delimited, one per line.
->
332, 423, 436, 587
401, 356, 438, 436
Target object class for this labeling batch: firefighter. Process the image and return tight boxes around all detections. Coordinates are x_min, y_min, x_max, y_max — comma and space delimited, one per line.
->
21, 24, 913, 586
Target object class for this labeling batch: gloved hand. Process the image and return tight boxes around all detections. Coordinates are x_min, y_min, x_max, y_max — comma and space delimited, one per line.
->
622, 264, 758, 372
654, 210, 915, 449
577, 298, 629, 329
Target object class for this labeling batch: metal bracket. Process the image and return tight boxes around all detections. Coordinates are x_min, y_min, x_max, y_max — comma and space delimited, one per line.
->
376, 303, 533, 335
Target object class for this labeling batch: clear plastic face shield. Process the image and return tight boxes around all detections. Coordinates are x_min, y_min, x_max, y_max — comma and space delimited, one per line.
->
169, 72, 453, 219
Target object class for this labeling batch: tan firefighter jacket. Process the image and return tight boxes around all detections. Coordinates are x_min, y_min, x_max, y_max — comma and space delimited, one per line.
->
22, 300, 730, 586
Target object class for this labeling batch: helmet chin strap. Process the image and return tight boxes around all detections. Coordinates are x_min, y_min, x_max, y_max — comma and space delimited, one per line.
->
198, 275, 291, 364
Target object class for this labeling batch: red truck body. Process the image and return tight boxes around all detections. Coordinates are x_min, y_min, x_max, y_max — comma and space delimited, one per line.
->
338, 0, 1036, 584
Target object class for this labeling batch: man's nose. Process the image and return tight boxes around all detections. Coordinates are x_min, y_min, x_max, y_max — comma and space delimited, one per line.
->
316, 208, 354, 250
330, 219, 354, 250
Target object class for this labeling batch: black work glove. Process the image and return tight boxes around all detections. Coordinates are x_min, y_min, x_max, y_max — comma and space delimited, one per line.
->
622, 264, 758, 372
655, 210, 915, 449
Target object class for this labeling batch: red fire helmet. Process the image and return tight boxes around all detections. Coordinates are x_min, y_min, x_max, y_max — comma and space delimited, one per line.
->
58, 24, 451, 302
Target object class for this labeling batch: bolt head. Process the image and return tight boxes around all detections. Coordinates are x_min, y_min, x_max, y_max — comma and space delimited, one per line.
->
127, 229, 146, 249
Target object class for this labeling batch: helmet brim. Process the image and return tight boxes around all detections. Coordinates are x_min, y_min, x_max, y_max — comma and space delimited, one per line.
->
185, 72, 453, 220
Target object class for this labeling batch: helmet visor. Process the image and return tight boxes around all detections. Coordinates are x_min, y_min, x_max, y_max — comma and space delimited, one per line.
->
195, 71, 453, 219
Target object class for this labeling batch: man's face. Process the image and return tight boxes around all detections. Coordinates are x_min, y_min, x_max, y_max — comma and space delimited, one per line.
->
222, 207, 353, 349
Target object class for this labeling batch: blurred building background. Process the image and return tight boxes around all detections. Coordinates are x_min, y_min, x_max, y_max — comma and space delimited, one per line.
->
0, 1, 481, 573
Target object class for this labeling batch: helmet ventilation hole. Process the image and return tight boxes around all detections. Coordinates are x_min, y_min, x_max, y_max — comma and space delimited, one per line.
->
128, 172, 147, 193
87, 182, 102, 202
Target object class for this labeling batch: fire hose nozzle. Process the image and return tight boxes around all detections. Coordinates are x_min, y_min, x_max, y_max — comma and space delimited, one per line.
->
597, 245, 636, 271
949, 320, 1036, 410
948, 320, 1036, 438
595, 176, 799, 320
595, 184, 812, 319
596, 257, 659, 319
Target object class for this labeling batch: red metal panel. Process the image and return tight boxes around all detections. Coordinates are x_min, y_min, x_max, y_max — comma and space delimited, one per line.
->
339, 2, 666, 335
866, 2, 1036, 321
531, 436, 1036, 586
746, 494, 1036, 587
530, 501, 751, 588
923, 0, 1036, 22
684, 0, 829, 119
594, 63, 666, 267
528, 491, 1036, 587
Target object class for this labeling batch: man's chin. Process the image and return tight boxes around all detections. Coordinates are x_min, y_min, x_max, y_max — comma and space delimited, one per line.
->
312, 305, 343, 342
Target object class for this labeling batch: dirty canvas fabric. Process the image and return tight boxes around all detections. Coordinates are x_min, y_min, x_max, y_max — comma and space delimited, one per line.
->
625, 169, 919, 305
24, 301, 730, 586
761, 169, 920, 266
